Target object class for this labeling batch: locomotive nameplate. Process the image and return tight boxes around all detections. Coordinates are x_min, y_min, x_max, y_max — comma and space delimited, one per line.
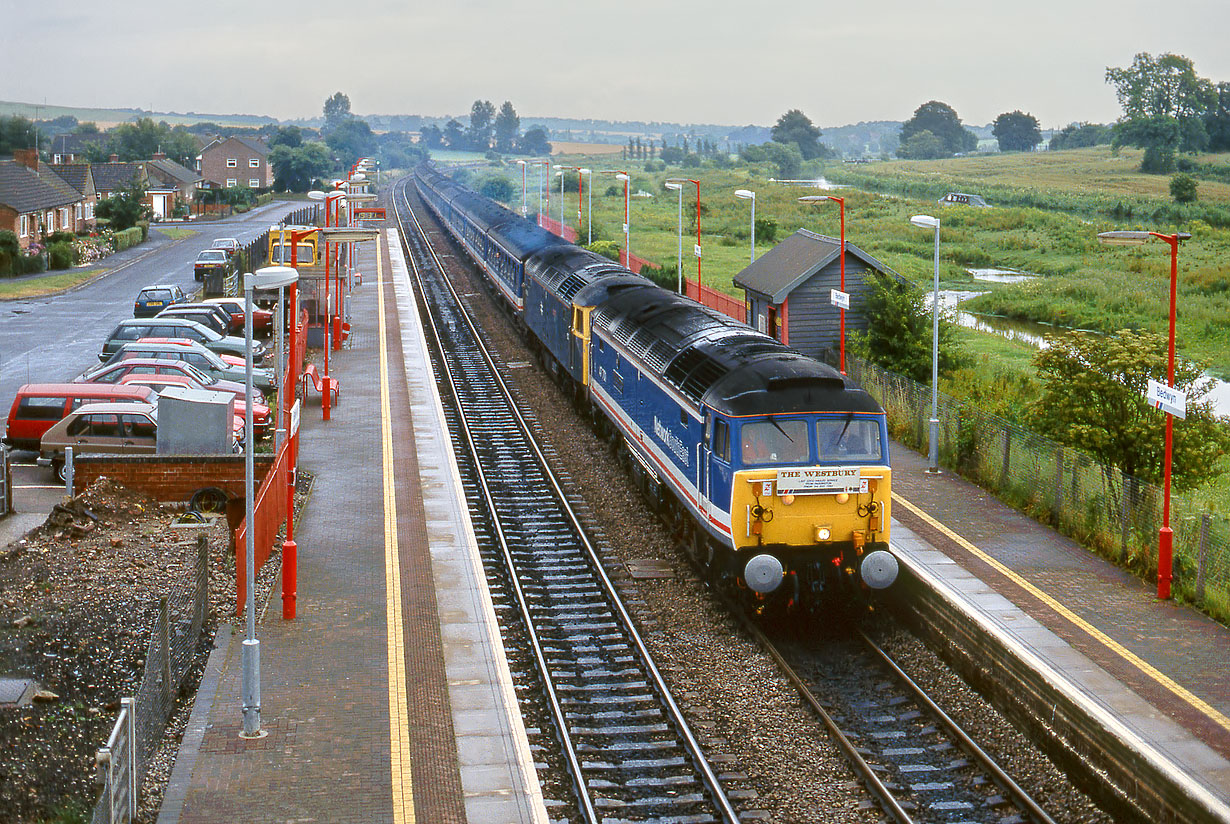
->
776, 466, 863, 494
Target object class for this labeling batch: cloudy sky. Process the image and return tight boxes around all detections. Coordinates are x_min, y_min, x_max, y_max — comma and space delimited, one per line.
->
3, 0, 1228, 129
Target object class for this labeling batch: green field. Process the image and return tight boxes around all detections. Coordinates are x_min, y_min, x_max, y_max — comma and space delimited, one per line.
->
0, 99, 277, 128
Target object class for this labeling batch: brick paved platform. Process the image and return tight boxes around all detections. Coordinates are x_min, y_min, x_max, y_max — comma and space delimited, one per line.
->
157, 229, 546, 824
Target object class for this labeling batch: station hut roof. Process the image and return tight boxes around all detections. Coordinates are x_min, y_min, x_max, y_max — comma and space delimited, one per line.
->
732, 228, 904, 305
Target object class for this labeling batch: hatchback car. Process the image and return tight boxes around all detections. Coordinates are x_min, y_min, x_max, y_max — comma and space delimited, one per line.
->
212, 237, 241, 253
99, 317, 264, 363
134, 284, 189, 318
102, 342, 275, 391
194, 249, 232, 281
201, 297, 274, 334
3, 383, 158, 451
156, 303, 234, 336
37, 402, 161, 479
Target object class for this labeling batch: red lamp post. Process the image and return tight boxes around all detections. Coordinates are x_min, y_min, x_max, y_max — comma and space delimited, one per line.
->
667, 178, 701, 288
1097, 229, 1192, 600
800, 195, 847, 374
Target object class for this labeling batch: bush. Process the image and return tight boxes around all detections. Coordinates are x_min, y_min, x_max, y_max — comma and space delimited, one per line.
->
1170, 173, 1198, 203
113, 227, 143, 252
48, 240, 76, 270
137, 221, 149, 242
586, 240, 622, 263
44, 231, 76, 245
0, 229, 18, 275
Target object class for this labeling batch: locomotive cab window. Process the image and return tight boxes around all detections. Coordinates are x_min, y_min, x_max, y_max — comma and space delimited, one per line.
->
712, 419, 730, 462
741, 419, 808, 466
817, 417, 883, 462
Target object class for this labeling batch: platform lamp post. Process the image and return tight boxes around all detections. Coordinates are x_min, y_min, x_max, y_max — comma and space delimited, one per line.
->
799, 195, 846, 374
516, 159, 528, 216
909, 214, 942, 474
307, 189, 347, 421
665, 181, 683, 293
581, 168, 592, 244
240, 264, 299, 738
553, 165, 586, 240
734, 189, 756, 264
598, 169, 631, 269
666, 178, 701, 288
1097, 229, 1191, 600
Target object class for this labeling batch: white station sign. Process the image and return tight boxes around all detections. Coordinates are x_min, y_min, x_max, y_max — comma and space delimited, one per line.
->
1147, 379, 1187, 419
289, 399, 302, 436
776, 466, 864, 494
831, 289, 850, 310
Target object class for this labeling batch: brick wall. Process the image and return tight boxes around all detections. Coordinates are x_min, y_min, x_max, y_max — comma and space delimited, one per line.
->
71, 455, 276, 505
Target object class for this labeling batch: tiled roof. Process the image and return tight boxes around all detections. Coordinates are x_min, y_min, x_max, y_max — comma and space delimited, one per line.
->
50, 163, 94, 196
0, 160, 81, 213
92, 161, 147, 193
50, 133, 105, 155
732, 229, 902, 303
146, 158, 201, 186
201, 135, 268, 157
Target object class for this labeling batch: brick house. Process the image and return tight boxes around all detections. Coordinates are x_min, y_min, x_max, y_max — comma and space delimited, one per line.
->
145, 152, 202, 219
0, 150, 86, 248
197, 136, 272, 189
91, 157, 149, 201
49, 163, 99, 231
49, 132, 105, 164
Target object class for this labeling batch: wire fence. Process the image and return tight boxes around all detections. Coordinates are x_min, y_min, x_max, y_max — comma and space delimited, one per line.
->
91, 536, 211, 824
844, 353, 1230, 614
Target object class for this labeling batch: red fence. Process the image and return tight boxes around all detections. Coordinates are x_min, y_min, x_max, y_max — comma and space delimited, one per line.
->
686, 278, 746, 323
234, 434, 291, 615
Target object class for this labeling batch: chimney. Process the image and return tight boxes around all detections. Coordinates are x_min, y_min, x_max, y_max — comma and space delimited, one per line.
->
110, 154, 119, 163
13, 148, 38, 171
153, 151, 166, 161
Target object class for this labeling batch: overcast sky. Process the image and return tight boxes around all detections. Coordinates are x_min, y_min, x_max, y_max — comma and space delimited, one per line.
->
3, 0, 1228, 129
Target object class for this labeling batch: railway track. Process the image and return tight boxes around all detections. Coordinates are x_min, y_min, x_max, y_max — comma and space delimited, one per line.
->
390, 176, 743, 823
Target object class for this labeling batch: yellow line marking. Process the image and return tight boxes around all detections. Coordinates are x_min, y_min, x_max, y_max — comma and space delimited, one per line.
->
893, 492, 1230, 735
379, 234, 415, 821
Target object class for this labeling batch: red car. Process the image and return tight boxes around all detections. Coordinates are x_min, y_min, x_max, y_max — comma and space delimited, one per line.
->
117, 374, 272, 438
75, 358, 262, 406
201, 298, 274, 334
137, 338, 247, 367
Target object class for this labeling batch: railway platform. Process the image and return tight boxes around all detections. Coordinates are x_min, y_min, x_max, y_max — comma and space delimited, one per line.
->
156, 229, 547, 824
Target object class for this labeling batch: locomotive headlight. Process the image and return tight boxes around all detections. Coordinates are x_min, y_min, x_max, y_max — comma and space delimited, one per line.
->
835, 492, 849, 504
816, 526, 832, 542
781, 494, 795, 506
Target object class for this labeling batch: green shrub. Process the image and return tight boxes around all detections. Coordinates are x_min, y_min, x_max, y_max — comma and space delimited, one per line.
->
0, 229, 18, 275
44, 231, 76, 245
137, 221, 149, 242
48, 240, 76, 270
19, 248, 47, 274
1170, 173, 1198, 203
113, 227, 143, 252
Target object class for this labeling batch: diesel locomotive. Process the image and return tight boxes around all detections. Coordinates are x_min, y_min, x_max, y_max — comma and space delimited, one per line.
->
413, 163, 898, 609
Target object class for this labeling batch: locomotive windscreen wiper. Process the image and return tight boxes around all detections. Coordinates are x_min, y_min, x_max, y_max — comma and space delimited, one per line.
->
767, 416, 795, 442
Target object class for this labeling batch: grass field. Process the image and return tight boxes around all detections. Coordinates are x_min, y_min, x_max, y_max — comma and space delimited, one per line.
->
0, 99, 276, 129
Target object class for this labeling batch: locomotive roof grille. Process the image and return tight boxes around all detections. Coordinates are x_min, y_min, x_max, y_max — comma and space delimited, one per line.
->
664, 345, 731, 403
558, 274, 588, 300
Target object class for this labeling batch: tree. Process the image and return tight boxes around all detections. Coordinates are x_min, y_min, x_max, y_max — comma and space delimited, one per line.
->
323, 92, 352, 132
443, 119, 465, 149
478, 175, 515, 203
850, 272, 964, 384
270, 141, 332, 191
771, 109, 827, 160
268, 125, 303, 150
992, 111, 1041, 152
897, 130, 947, 160
493, 101, 520, 153
1169, 173, 1198, 203
419, 124, 444, 149
325, 118, 376, 168
1029, 329, 1228, 491
1106, 53, 1215, 172
900, 101, 977, 156
0, 115, 37, 155
95, 179, 150, 231
1049, 122, 1112, 151
1204, 82, 1230, 152
516, 127, 551, 156
467, 100, 496, 150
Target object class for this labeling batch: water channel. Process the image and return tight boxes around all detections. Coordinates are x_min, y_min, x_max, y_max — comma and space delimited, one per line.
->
929, 269, 1230, 417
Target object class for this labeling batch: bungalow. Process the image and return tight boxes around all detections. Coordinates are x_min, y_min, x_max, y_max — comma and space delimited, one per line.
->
197, 136, 272, 189
0, 151, 85, 248
91, 157, 148, 201
145, 152, 201, 219
49, 163, 98, 231
732, 228, 905, 363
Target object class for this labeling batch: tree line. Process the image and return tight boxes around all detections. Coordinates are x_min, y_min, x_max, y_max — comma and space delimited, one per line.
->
417, 100, 550, 156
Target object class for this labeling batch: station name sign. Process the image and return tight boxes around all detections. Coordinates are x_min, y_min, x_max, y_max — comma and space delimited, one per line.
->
1146, 379, 1187, 420
776, 466, 864, 494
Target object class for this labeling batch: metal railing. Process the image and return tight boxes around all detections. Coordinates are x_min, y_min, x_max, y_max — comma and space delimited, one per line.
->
0, 444, 10, 517
844, 352, 1230, 611
91, 537, 211, 824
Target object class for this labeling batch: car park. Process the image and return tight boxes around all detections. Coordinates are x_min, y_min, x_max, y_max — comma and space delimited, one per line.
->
3, 383, 158, 451
212, 238, 241, 254
194, 249, 232, 282
76, 357, 261, 404
156, 303, 234, 336
133, 284, 189, 318
99, 317, 265, 363
201, 297, 273, 334
101, 341, 276, 390
118, 374, 271, 438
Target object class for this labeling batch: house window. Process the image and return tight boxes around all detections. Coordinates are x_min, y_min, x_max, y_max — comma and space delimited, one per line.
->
76, 204, 83, 220
47, 210, 55, 231
249, 178, 259, 187
226, 179, 237, 188
226, 158, 237, 167
19, 215, 28, 237
249, 158, 260, 168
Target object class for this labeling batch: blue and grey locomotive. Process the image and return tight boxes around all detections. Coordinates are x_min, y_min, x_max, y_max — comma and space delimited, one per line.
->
414, 164, 897, 608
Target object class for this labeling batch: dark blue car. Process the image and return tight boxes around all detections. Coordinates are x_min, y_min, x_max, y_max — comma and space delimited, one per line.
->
133, 284, 189, 318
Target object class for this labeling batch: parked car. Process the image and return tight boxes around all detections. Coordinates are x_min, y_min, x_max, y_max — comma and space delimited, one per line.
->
118, 374, 270, 438
133, 284, 189, 318
3, 383, 158, 451
100, 341, 275, 391
99, 317, 265, 363
194, 249, 232, 282
75, 357, 261, 404
200, 297, 274, 334
212, 237, 241, 254
156, 303, 233, 336
37, 402, 161, 480
135, 337, 246, 367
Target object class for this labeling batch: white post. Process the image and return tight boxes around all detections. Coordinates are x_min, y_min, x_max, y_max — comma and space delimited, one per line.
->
676, 188, 683, 293
750, 193, 756, 263
241, 276, 262, 737
929, 223, 941, 474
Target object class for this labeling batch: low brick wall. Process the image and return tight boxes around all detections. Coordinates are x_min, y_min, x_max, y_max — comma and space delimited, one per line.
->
72, 455, 275, 508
